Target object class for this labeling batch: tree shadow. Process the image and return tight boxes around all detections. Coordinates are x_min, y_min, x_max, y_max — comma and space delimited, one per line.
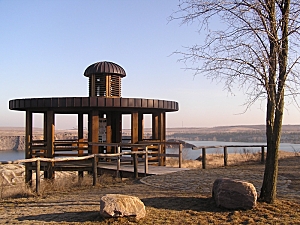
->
142, 196, 228, 212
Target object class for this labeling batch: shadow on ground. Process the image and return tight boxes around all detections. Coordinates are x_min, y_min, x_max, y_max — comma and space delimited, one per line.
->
18, 211, 104, 223
142, 196, 227, 212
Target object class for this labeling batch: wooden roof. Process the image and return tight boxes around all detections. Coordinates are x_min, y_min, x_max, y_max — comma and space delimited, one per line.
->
84, 61, 126, 77
9, 97, 179, 113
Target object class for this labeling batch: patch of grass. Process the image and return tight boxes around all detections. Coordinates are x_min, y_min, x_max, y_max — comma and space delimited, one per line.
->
0, 177, 33, 199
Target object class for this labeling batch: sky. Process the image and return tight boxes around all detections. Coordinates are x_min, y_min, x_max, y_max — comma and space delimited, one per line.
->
1, 0, 300, 129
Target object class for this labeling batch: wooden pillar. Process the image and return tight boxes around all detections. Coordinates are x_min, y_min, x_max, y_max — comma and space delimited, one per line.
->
158, 112, 166, 166
115, 112, 122, 143
131, 112, 139, 146
106, 112, 112, 154
152, 113, 159, 140
43, 113, 47, 178
25, 110, 33, 185
158, 112, 166, 141
78, 113, 84, 179
78, 113, 84, 141
91, 110, 99, 154
138, 113, 144, 142
45, 111, 55, 179
131, 111, 139, 171
112, 112, 122, 153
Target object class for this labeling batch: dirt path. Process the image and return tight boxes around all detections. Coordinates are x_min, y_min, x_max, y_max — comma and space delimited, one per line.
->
0, 155, 299, 224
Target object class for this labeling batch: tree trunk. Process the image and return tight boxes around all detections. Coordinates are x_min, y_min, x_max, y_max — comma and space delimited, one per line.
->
259, 0, 289, 203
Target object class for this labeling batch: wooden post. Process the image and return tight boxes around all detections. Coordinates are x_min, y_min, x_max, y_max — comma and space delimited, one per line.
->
202, 148, 206, 169
224, 146, 228, 167
133, 153, 138, 178
91, 110, 99, 154
78, 113, 84, 179
144, 146, 148, 176
45, 111, 55, 179
179, 143, 183, 168
36, 159, 40, 195
158, 144, 162, 166
131, 112, 139, 145
25, 110, 33, 185
106, 112, 112, 154
158, 112, 166, 166
261, 146, 265, 163
93, 155, 97, 186
138, 113, 144, 142
152, 113, 159, 140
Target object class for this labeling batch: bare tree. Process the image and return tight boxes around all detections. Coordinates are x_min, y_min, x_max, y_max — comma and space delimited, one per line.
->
170, 0, 300, 203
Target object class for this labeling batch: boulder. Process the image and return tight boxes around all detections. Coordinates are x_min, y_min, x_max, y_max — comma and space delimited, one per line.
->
100, 194, 146, 219
212, 178, 257, 210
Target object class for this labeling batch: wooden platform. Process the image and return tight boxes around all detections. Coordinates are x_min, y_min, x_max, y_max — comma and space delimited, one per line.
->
36, 160, 189, 178
97, 162, 190, 176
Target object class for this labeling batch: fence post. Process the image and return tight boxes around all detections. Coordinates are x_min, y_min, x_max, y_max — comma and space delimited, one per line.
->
224, 147, 228, 167
93, 155, 97, 186
202, 148, 206, 169
117, 146, 121, 178
261, 146, 265, 163
36, 159, 40, 195
179, 143, 182, 168
144, 146, 148, 176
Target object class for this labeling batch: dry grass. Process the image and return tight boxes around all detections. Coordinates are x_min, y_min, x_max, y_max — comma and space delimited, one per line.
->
0, 177, 33, 199
0, 154, 299, 224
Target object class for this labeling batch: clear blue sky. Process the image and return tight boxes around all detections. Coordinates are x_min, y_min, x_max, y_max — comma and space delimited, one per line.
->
1, 0, 300, 129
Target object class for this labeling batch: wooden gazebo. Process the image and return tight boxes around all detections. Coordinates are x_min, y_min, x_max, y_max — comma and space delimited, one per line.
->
9, 61, 179, 182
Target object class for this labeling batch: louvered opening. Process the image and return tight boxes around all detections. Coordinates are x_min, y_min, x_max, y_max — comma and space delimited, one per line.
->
88, 74, 122, 97
95, 75, 106, 96
110, 75, 121, 97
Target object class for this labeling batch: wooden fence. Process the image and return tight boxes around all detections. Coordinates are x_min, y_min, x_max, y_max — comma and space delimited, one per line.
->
192, 145, 267, 169
0, 142, 184, 195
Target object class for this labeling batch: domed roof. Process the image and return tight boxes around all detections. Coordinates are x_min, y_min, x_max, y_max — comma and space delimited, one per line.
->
84, 61, 126, 77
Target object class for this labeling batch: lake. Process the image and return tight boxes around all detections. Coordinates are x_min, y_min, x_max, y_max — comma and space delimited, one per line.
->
1, 141, 300, 161
168, 141, 300, 160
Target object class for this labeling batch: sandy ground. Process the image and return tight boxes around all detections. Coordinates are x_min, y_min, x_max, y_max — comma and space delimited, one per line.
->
0, 151, 299, 224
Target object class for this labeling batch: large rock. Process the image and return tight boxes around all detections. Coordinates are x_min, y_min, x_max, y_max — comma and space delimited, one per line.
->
212, 178, 257, 210
100, 194, 146, 219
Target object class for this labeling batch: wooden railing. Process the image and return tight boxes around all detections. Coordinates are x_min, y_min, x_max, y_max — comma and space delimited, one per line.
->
1, 141, 183, 195
138, 141, 183, 167
1, 150, 150, 195
192, 145, 267, 169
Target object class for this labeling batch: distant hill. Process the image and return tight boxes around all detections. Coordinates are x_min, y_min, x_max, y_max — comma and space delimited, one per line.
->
1, 125, 300, 150
164, 125, 300, 143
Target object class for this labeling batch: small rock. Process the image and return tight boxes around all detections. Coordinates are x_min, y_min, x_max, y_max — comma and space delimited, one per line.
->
212, 178, 257, 210
100, 194, 146, 219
